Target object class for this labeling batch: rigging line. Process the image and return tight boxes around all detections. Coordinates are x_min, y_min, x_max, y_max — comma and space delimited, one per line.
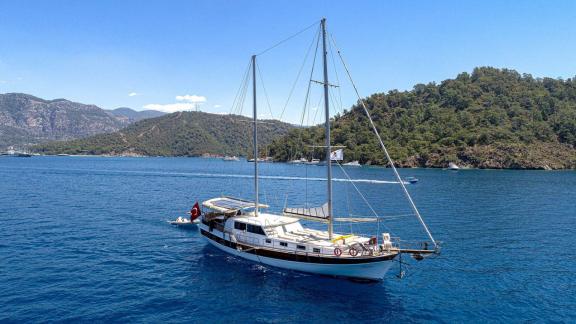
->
299, 79, 312, 126
231, 59, 251, 116
279, 24, 321, 122
256, 20, 320, 56
292, 26, 321, 208
327, 87, 340, 122
230, 59, 252, 116
328, 32, 344, 114
311, 90, 323, 126
232, 69, 245, 115
330, 34, 437, 248
237, 63, 251, 116
344, 170, 353, 234
256, 62, 275, 120
237, 58, 253, 117
335, 161, 392, 233
299, 27, 322, 126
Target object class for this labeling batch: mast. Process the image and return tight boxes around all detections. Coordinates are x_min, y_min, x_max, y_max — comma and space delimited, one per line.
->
321, 18, 333, 240
252, 55, 259, 216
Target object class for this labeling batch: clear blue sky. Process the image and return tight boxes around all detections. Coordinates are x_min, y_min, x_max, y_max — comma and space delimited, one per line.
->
1, 0, 575, 124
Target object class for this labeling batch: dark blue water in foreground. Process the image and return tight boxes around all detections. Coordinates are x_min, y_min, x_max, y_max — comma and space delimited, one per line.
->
1, 157, 575, 322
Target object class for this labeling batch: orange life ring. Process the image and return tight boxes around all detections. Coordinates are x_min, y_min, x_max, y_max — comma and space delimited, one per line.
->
333, 247, 342, 257
349, 247, 358, 257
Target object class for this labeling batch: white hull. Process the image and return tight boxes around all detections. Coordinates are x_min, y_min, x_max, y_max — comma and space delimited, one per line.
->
202, 231, 395, 281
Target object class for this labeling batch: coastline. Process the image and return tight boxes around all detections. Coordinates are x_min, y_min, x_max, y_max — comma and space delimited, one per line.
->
25, 153, 576, 170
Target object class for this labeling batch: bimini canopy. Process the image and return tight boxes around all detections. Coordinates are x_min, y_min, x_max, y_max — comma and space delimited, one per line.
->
283, 203, 330, 222
283, 203, 379, 223
202, 196, 269, 213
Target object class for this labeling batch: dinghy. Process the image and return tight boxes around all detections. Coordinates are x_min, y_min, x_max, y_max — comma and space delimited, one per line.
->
169, 216, 200, 228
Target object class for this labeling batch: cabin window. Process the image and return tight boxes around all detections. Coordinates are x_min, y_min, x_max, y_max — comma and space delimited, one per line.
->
265, 239, 272, 244
234, 222, 246, 231
247, 224, 266, 235
297, 245, 306, 250
279, 242, 288, 247
313, 248, 321, 253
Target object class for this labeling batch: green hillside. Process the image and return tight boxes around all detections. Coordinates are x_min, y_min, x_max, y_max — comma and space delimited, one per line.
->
269, 67, 576, 169
33, 111, 294, 157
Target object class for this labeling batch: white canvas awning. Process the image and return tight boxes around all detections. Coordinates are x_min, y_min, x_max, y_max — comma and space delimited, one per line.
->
283, 203, 329, 222
202, 196, 269, 213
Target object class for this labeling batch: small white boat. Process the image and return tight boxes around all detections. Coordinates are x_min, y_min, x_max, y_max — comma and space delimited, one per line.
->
405, 177, 419, 184
248, 157, 273, 162
223, 156, 240, 161
289, 158, 308, 164
448, 162, 460, 170
305, 158, 320, 165
170, 216, 200, 228
343, 160, 361, 167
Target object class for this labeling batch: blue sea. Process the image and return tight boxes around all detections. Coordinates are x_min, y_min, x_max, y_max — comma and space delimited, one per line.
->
1, 156, 574, 322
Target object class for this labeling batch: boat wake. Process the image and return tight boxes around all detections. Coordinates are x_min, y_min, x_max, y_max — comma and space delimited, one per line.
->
5, 166, 400, 184
197, 173, 401, 184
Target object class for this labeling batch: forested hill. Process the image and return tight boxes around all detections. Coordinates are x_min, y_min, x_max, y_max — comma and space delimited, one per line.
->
33, 111, 294, 157
269, 67, 576, 169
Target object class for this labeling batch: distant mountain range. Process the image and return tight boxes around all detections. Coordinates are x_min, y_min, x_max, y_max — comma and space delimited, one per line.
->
0, 93, 163, 148
32, 111, 294, 157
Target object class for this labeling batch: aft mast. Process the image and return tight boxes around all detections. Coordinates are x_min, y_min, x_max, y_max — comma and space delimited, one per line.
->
252, 54, 259, 217
321, 18, 333, 240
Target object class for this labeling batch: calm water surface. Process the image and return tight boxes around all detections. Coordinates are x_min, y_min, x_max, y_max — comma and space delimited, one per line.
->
1, 157, 575, 322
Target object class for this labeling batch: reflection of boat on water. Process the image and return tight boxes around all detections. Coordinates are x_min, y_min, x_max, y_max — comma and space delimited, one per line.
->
223, 155, 240, 161
343, 160, 361, 167
196, 19, 439, 281
448, 162, 460, 170
405, 177, 419, 184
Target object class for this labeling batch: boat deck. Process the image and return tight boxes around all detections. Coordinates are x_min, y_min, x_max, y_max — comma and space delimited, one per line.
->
273, 227, 370, 248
